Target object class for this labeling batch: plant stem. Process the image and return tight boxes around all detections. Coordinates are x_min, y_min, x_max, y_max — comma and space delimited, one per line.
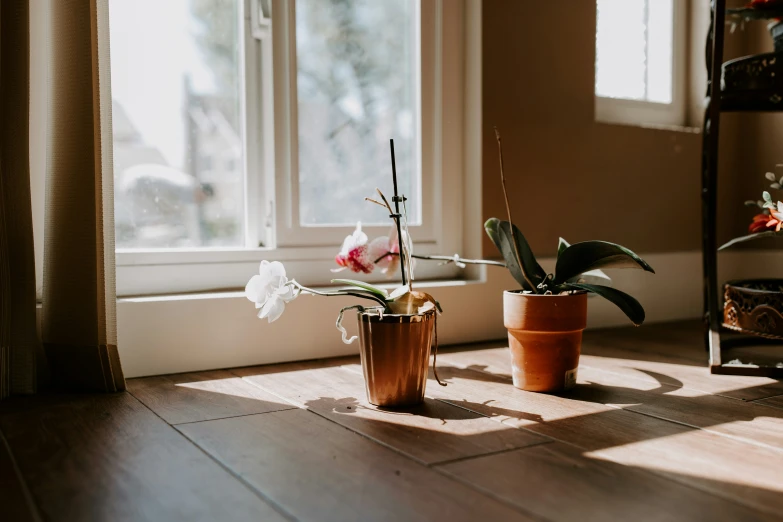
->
289, 281, 388, 308
373, 251, 506, 267
494, 127, 538, 293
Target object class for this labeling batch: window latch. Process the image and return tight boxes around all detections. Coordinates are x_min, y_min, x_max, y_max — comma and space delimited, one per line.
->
251, 0, 271, 40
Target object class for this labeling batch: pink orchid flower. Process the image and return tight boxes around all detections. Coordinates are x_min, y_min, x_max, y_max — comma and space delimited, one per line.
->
334, 223, 374, 274
334, 224, 414, 276
368, 226, 413, 277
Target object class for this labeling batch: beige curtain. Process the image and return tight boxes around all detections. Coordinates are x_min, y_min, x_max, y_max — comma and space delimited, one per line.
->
0, 0, 125, 397
0, 1, 39, 398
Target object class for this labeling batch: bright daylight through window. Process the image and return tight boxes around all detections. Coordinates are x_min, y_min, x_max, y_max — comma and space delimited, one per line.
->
110, 0, 421, 252
110, 0, 245, 249
296, 0, 420, 226
594, 0, 684, 126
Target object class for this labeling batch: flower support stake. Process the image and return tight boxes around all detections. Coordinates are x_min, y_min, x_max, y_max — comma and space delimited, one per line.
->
389, 139, 408, 287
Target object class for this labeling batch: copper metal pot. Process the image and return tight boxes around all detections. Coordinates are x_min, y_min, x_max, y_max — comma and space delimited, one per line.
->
504, 290, 588, 392
357, 309, 435, 407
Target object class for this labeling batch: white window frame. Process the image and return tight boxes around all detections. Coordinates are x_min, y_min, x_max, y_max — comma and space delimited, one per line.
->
114, 0, 464, 296
594, 0, 687, 128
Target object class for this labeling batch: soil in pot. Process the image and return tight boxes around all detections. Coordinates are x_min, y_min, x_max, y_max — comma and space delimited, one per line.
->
357, 309, 435, 407
504, 290, 588, 392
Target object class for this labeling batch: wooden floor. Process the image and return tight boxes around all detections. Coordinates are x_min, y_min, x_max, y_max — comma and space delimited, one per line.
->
3, 321, 783, 521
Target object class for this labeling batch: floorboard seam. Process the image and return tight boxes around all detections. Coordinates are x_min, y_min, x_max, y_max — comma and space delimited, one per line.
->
430, 441, 553, 468
430, 465, 554, 522
612, 403, 783, 454
752, 394, 783, 409
169, 407, 298, 426
124, 391, 300, 522
577, 363, 756, 401
0, 427, 43, 522
235, 375, 449, 467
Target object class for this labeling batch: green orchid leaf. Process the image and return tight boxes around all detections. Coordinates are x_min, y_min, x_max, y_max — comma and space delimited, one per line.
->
557, 237, 569, 258
331, 279, 389, 298
718, 230, 783, 250
558, 238, 612, 285
554, 241, 654, 284
497, 221, 546, 291
566, 283, 645, 326
484, 218, 503, 255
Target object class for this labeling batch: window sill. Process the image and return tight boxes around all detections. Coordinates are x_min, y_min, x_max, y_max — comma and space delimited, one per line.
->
116, 251, 704, 378
595, 120, 701, 135
117, 275, 484, 303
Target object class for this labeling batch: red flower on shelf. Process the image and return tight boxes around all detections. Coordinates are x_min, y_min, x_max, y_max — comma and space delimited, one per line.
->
749, 213, 773, 233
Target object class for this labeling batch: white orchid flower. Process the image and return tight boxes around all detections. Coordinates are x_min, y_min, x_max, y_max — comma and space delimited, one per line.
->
245, 261, 298, 323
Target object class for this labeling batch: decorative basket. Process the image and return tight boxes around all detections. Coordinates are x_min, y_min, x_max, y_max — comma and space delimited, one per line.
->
721, 52, 783, 109
723, 279, 783, 340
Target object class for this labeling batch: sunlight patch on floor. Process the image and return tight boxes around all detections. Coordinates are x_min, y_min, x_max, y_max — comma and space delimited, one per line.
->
585, 431, 783, 494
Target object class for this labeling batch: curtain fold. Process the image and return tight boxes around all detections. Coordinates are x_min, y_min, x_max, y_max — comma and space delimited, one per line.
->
0, 0, 39, 399
42, 0, 125, 392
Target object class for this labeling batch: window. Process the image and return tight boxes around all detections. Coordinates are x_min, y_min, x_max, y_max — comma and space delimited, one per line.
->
110, 0, 244, 249
594, 0, 686, 127
109, 0, 465, 295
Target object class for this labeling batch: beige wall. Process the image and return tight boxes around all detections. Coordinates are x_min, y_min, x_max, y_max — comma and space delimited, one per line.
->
481, 0, 752, 258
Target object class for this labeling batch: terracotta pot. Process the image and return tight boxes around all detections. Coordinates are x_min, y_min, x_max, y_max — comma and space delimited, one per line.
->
357, 309, 435, 407
503, 290, 588, 392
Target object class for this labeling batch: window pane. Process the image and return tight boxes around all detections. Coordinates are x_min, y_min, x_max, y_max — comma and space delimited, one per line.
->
296, 0, 420, 226
595, 0, 674, 104
647, 0, 673, 104
595, 0, 647, 101
110, 0, 245, 248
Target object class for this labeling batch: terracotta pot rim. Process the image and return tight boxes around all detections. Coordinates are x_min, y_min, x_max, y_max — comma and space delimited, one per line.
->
503, 289, 588, 297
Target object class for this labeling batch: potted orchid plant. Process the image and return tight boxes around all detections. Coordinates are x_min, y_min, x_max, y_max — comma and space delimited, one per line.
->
331, 130, 655, 393
485, 129, 654, 392
246, 140, 443, 407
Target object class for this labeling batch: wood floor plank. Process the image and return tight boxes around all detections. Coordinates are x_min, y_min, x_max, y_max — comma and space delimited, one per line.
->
580, 340, 783, 401
234, 363, 547, 465
582, 321, 706, 364
177, 409, 535, 522
572, 365, 783, 451
0, 429, 38, 522
0, 393, 288, 522
757, 394, 783, 410
438, 441, 777, 522
127, 369, 295, 425
439, 345, 783, 450
426, 359, 783, 515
